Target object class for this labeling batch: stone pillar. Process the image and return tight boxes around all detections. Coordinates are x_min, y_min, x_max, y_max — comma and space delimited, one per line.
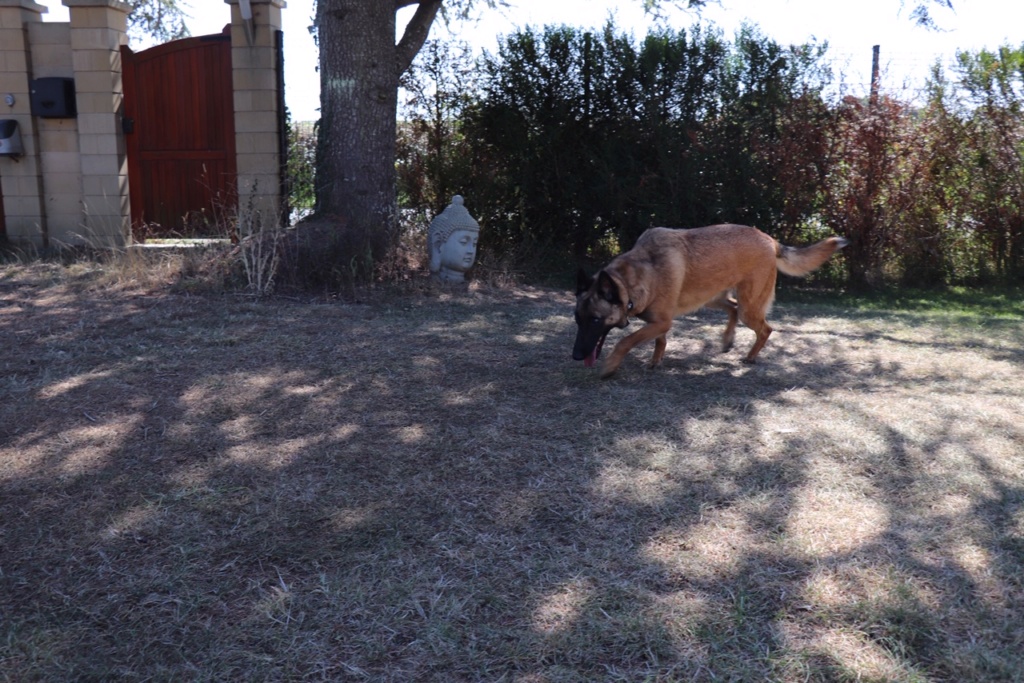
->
0, 0, 47, 247
29, 20, 81, 248
226, 0, 286, 228
64, 0, 130, 247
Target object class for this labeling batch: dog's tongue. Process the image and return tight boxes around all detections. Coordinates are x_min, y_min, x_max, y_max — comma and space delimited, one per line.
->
583, 335, 606, 368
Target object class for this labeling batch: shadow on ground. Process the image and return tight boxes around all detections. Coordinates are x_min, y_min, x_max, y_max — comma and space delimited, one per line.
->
1, 272, 1022, 681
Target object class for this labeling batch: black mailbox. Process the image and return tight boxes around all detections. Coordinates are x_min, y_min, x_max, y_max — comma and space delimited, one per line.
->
0, 119, 24, 157
30, 77, 77, 118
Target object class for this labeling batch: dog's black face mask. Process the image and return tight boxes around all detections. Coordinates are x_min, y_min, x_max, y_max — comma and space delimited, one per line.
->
573, 310, 611, 367
572, 269, 625, 367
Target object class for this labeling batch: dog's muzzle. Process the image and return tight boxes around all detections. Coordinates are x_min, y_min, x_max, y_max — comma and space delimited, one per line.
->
573, 321, 610, 368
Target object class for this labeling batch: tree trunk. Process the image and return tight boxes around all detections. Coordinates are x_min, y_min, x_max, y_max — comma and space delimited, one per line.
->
314, 0, 441, 272
316, 0, 399, 267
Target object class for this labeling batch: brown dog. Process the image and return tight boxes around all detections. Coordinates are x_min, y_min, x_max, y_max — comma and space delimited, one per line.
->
573, 224, 848, 377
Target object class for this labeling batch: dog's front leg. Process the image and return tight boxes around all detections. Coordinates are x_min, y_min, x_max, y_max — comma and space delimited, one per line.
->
651, 334, 668, 367
600, 320, 673, 378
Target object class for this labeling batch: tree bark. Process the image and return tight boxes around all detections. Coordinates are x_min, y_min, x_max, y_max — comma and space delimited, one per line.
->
314, 0, 441, 269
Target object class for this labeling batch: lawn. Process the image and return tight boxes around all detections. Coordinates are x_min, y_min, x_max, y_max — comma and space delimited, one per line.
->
1, 259, 1022, 681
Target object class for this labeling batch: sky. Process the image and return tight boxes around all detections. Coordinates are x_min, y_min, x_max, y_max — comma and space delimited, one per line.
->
36, 0, 1024, 122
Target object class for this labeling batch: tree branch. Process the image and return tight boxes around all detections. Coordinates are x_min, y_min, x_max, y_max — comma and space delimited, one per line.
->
396, 0, 443, 77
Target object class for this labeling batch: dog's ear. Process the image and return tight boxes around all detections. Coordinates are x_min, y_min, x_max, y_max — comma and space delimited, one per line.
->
575, 268, 594, 295
597, 271, 622, 304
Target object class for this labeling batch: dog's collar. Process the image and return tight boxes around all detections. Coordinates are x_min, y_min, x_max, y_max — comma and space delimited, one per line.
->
627, 300, 634, 312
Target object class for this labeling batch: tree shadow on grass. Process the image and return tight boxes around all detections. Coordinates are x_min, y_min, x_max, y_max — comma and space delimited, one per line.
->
1, 278, 1022, 680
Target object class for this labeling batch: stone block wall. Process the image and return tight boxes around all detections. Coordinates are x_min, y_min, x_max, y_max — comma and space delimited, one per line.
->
229, 0, 286, 224
0, 0, 47, 245
30, 20, 84, 245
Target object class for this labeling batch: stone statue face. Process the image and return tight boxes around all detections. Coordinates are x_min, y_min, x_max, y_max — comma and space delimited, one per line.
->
438, 229, 478, 273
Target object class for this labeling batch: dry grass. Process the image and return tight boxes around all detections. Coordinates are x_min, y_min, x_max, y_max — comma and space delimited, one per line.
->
1, 257, 1023, 682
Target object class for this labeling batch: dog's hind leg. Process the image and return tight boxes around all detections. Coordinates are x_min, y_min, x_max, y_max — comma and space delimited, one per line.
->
741, 319, 772, 363
706, 292, 739, 352
736, 276, 775, 364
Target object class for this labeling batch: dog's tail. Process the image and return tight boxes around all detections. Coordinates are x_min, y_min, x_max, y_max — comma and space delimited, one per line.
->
776, 236, 849, 277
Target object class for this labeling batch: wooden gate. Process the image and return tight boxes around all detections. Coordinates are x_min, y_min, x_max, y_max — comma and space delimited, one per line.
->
121, 31, 236, 238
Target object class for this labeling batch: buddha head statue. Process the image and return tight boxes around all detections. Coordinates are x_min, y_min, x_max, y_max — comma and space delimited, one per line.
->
428, 195, 480, 283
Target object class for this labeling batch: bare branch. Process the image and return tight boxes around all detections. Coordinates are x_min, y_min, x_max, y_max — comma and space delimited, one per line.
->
396, 0, 443, 77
